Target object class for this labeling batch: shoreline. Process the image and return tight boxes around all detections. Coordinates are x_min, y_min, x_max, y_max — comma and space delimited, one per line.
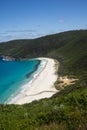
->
8, 58, 59, 105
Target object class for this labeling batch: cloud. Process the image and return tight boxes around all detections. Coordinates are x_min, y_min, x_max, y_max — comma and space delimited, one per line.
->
0, 32, 8, 35
0, 29, 44, 42
37, 25, 41, 27
5, 29, 37, 33
0, 29, 37, 36
58, 19, 64, 23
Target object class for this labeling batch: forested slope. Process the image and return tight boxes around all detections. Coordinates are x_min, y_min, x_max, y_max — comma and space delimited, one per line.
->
0, 30, 87, 130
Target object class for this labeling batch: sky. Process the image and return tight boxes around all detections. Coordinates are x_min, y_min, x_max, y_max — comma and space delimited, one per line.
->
0, 0, 87, 42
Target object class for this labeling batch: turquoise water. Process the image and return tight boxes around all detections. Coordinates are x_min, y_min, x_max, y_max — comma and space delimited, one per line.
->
0, 58, 40, 104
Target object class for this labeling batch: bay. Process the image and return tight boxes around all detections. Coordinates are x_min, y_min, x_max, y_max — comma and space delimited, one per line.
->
0, 58, 40, 104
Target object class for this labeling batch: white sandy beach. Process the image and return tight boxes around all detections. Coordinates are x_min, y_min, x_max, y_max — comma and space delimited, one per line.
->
8, 58, 59, 104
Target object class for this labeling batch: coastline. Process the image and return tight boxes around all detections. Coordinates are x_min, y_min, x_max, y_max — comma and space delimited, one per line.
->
8, 58, 59, 105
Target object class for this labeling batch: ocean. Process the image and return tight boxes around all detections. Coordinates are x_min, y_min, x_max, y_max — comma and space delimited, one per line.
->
0, 58, 45, 104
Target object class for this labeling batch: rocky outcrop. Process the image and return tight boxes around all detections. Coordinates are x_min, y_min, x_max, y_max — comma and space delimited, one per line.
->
0, 55, 22, 61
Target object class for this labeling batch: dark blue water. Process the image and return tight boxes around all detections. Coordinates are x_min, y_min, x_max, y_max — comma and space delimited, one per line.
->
0, 58, 40, 104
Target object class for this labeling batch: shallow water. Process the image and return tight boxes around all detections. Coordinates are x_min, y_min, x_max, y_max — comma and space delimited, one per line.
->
0, 58, 40, 104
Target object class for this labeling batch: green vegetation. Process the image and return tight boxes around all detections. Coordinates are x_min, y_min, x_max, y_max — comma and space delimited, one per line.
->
0, 30, 87, 130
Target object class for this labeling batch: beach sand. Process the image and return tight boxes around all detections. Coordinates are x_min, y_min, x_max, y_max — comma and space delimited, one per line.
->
9, 58, 59, 104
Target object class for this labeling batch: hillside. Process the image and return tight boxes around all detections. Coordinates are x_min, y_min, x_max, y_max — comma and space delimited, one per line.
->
0, 30, 87, 130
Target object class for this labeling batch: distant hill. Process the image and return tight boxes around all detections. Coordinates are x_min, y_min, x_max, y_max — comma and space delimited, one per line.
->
0, 30, 87, 130
0, 30, 86, 58
0, 30, 87, 77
